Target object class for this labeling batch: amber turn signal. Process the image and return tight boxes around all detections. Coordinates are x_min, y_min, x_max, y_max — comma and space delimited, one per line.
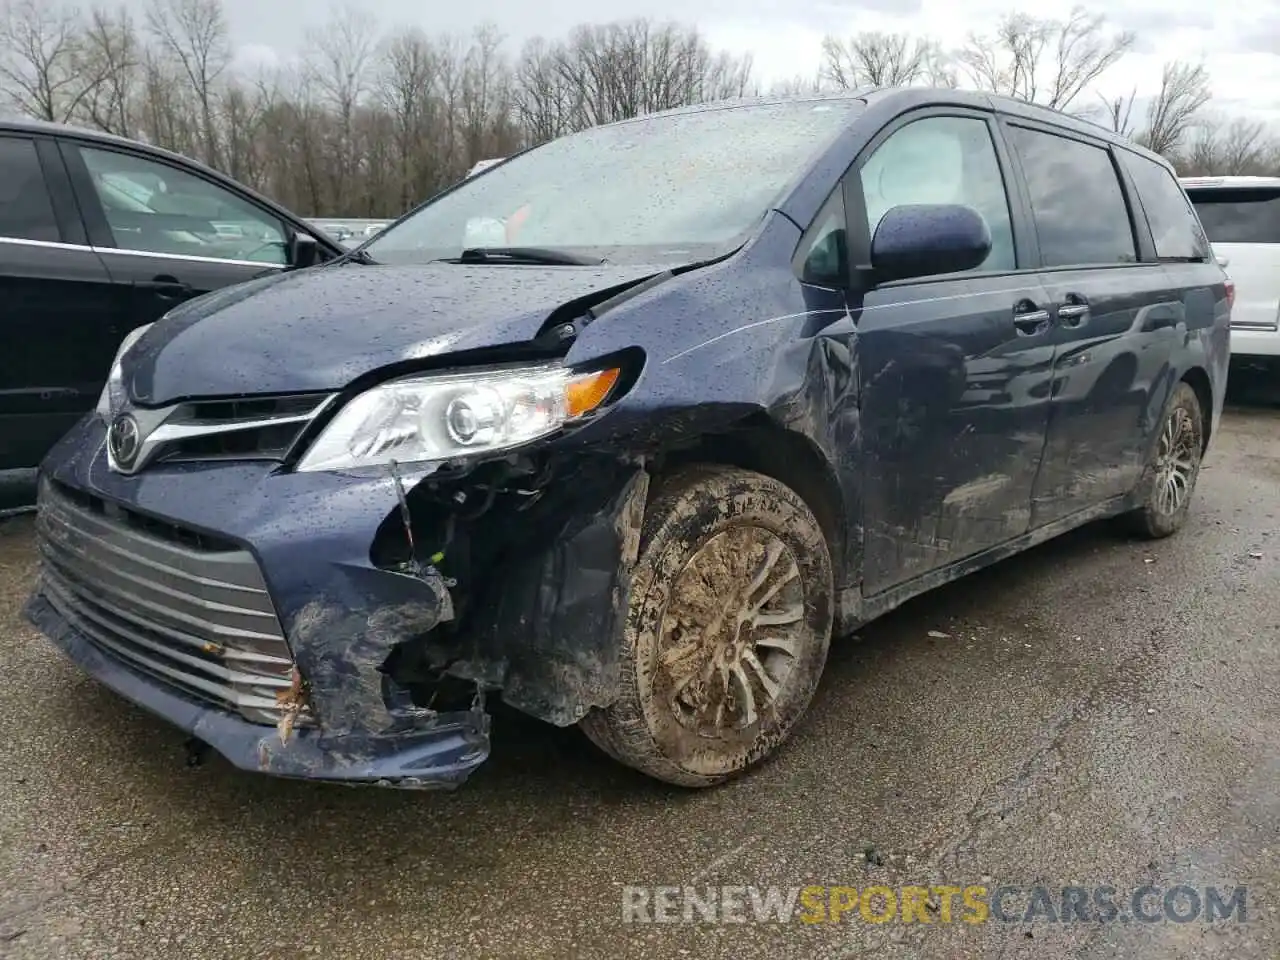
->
565, 367, 621, 418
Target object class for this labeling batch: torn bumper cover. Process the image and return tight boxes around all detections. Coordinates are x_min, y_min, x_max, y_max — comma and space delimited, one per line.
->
26, 591, 491, 788
24, 415, 648, 789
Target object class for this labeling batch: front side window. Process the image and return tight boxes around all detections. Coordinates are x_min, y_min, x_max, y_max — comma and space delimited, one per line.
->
1009, 127, 1137, 267
859, 115, 1017, 274
0, 137, 59, 243
797, 188, 847, 286
1119, 152, 1209, 260
78, 146, 287, 264
364, 99, 863, 266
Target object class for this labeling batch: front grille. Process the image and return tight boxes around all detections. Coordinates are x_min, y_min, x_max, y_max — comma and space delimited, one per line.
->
150, 393, 332, 466
35, 479, 297, 725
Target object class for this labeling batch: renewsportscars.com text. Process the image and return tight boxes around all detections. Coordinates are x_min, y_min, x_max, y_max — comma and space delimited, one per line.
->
621, 884, 1247, 925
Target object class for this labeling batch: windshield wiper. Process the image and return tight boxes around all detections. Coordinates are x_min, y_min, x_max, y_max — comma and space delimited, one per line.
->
340, 248, 378, 265
455, 246, 606, 266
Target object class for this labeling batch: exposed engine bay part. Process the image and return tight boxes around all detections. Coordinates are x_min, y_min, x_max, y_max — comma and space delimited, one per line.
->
370, 454, 651, 728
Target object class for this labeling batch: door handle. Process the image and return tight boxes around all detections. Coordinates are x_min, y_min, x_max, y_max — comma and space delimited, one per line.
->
1058, 293, 1090, 328
1012, 300, 1051, 336
135, 276, 194, 301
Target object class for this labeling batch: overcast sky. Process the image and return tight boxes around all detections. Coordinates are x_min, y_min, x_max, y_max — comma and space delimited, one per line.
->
161, 0, 1280, 123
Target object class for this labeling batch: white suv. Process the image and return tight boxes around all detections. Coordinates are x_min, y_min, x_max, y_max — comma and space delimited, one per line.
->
1181, 176, 1277, 368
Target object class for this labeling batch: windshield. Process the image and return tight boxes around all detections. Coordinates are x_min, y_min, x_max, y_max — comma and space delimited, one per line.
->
365, 99, 861, 266
1187, 188, 1280, 244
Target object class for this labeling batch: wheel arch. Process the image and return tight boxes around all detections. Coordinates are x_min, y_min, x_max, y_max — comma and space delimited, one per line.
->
1180, 365, 1213, 454
651, 415, 849, 584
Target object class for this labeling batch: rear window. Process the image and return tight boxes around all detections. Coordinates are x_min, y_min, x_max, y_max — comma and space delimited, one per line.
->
1186, 188, 1280, 244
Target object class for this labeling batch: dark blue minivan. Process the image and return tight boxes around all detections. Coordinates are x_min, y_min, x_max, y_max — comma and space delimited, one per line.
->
26, 88, 1230, 789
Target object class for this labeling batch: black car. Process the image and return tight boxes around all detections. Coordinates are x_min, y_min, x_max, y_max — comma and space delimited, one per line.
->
25, 89, 1229, 790
0, 120, 344, 510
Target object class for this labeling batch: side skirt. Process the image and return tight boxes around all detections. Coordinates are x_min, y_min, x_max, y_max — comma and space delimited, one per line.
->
838, 493, 1132, 632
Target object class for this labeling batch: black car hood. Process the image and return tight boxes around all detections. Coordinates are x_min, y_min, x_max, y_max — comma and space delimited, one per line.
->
123, 262, 665, 405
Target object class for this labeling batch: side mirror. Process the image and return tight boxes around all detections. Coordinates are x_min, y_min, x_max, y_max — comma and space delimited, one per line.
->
870, 204, 992, 284
287, 231, 320, 269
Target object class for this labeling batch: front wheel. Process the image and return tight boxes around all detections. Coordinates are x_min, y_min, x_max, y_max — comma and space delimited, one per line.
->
580, 465, 834, 787
1121, 381, 1204, 539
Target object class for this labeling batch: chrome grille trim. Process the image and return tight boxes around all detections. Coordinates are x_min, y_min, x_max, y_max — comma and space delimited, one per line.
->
36, 480, 298, 725
107, 392, 335, 474
1230, 320, 1280, 332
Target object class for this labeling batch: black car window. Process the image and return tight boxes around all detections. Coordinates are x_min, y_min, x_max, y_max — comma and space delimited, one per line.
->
78, 146, 288, 264
0, 137, 60, 243
1119, 152, 1210, 260
859, 115, 1016, 273
797, 188, 847, 286
1008, 127, 1136, 267
1186, 188, 1280, 244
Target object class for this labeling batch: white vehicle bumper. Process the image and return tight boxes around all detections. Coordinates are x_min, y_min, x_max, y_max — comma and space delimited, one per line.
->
1230, 328, 1280, 358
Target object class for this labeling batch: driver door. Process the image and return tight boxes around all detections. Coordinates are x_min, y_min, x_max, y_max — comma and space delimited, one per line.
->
58, 140, 290, 330
847, 110, 1056, 595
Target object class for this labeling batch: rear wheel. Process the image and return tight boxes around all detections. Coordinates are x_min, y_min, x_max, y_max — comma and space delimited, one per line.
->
581, 465, 833, 787
1122, 382, 1204, 539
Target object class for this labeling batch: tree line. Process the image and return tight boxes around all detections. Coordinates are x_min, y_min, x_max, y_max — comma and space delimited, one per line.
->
1, 0, 1274, 218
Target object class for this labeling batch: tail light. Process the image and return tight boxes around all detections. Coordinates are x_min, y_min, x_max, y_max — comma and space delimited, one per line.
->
1225, 279, 1235, 312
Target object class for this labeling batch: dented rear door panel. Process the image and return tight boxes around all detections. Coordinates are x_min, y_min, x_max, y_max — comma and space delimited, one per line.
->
1030, 264, 1181, 526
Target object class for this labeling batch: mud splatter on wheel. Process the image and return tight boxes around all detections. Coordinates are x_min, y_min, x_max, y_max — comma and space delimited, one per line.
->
580, 465, 833, 787
1122, 382, 1204, 539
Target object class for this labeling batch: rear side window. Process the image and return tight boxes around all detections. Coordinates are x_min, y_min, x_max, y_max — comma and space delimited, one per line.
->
1187, 189, 1280, 244
1120, 152, 1209, 260
0, 137, 60, 243
1008, 126, 1137, 267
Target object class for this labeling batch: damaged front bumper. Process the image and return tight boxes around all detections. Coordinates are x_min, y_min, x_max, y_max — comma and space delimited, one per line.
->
26, 591, 490, 787
24, 416, 647, 789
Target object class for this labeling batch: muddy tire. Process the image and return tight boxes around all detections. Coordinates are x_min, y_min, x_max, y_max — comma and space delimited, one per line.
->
1121, 381, 1204, 539
580, 465, 833, 788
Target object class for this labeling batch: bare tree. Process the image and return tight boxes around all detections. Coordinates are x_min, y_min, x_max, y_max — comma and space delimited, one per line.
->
761, 73, 826, 97
1183, 114, 1275, 176
549, 20, 753, 129
957, 6, 1134, 111
513, 36, 584, 144
820, 31, 942, 89
1217, 117, 1272, 174
1100, 88, 1138, 137
18, 6, 1277, 220
77, 6, 142, 136
145, 0, 231, 165
378, 29, 447, 207
459, 24, 514, 164
304, 3, 377, 209
1135, 60, 1211, 157
0, 0, 89, 122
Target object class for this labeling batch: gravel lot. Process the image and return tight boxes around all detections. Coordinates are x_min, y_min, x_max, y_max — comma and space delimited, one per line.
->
1, 393, 1278, 959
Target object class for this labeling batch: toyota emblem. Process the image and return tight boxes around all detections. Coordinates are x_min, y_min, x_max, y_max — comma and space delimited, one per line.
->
108, 413, 141, 469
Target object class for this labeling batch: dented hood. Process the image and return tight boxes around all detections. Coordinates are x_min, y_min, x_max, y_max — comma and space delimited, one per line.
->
123, 261, 664, 405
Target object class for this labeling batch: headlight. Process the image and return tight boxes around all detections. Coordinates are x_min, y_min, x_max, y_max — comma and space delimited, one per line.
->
295, 363, 622, 473
95, 323, 154, 419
